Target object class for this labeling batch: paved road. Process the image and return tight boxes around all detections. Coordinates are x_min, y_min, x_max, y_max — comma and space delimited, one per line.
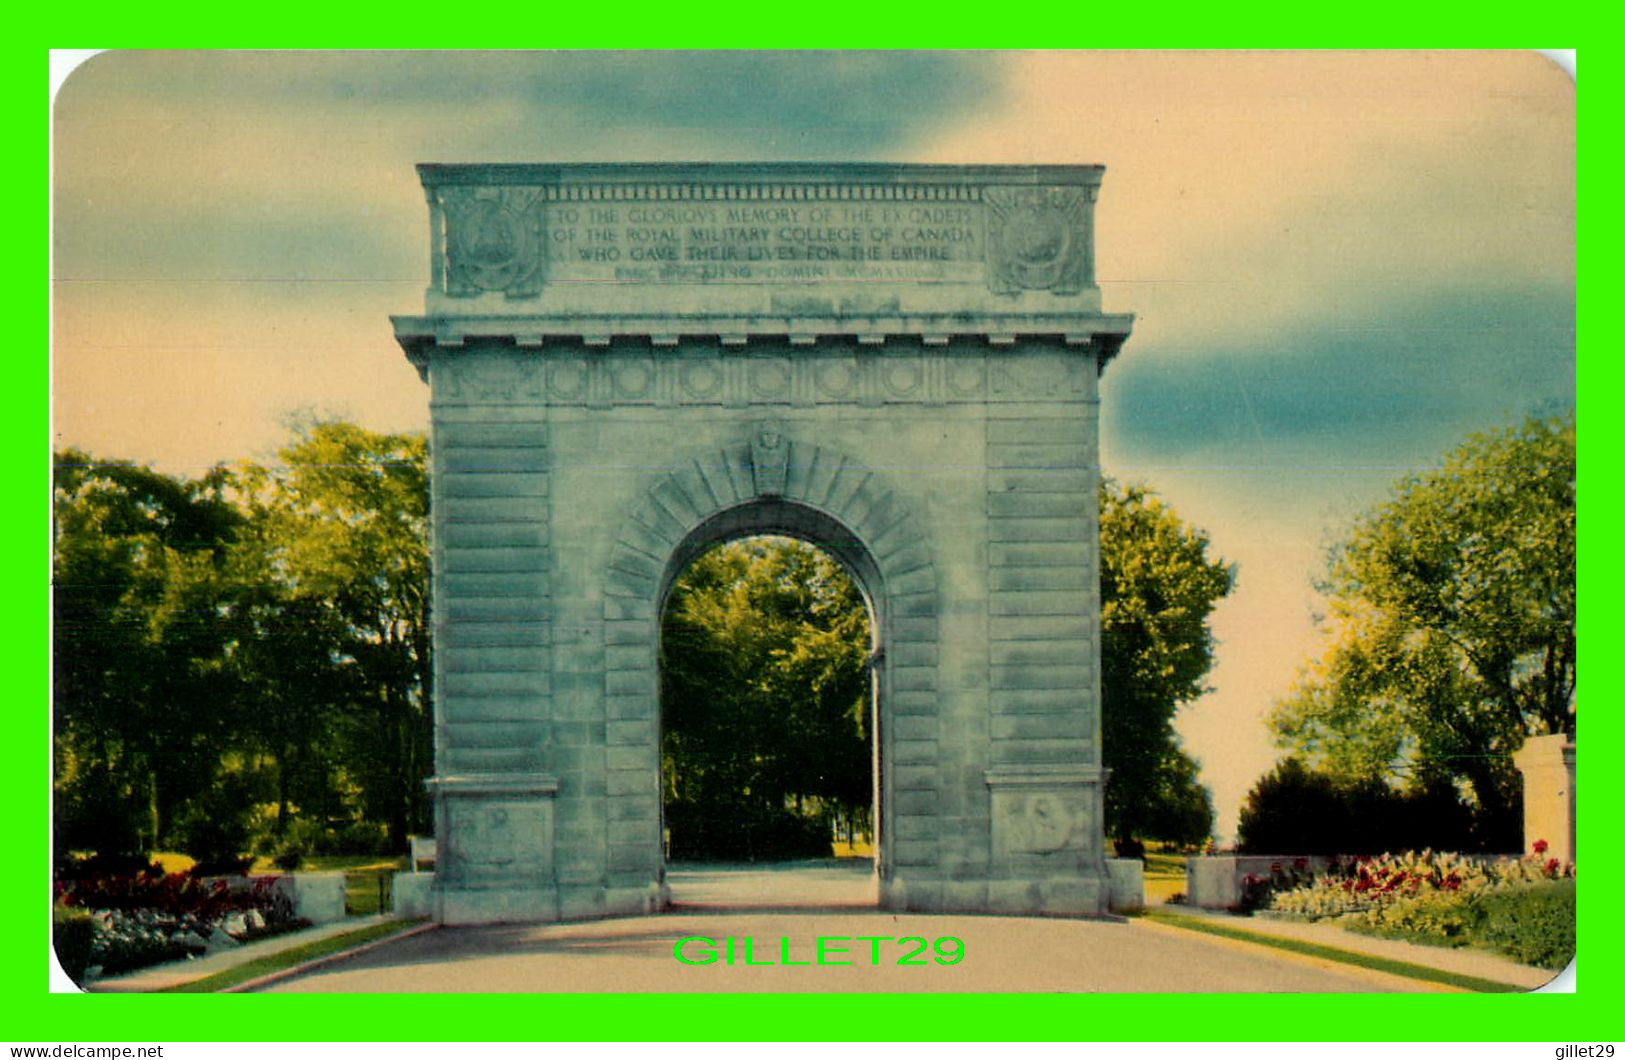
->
666, 859, 881, 909
260, 910, 1429, 993
261, 863, 1431, 993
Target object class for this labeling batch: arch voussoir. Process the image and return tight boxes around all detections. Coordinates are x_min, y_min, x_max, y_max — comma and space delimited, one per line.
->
652, 475, 704, 529
690, 452, 738, 509
630, 498, 686, 549
781, 440, 817, 501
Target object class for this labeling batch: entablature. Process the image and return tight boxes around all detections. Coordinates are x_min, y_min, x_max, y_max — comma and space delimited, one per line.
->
394, 311, 1133, 378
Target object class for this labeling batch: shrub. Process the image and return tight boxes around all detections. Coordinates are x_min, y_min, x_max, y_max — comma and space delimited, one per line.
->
1351, 889, 1480, 944
53, 770, 148, 870
1238, 760, 1479, 854
1237, 858, 1317, 913
325, 819, 392, 856
52, 907, 97, 985
1473, 880, 1576, 970
89, 912, 207, 976
171, 771, 258, 874
263, 816, 324, 870
252, 814, 394, 860
56, 867, 307, 978
1264, 849, 1575, 968
1237, 760, 1349, 854
271, 843, 305, 872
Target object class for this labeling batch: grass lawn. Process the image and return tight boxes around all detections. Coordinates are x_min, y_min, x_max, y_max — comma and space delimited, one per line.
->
157, 919, 427, 993
151, 852, 197, 874
1145, 910, 1526, 993
1142, 849, 1189, 905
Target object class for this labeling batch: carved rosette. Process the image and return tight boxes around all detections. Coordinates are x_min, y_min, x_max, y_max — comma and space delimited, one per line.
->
984, 186, 1091, 296
442, 186, 547, 298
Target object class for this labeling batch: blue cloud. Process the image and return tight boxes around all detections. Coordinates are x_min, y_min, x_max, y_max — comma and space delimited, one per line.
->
62, 51, 1003, 157
1104, 282, 1575, 469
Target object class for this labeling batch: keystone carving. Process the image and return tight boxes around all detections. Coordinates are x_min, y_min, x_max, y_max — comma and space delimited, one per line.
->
749, 419, 790, 497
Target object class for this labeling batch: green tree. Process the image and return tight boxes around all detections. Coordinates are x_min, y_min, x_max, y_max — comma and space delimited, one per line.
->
1100, 480, 1233, 848
1269, 413, 1575, 848
660, 537, 872, 860
1237, 757, 1476, 854
52, 450, 245, 863
1142, 747, 1218, 848
218, 569, 350, 838
233, 420, 432, 848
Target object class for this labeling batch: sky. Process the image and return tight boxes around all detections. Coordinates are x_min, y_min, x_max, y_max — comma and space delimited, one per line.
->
50, 50, 1576, 840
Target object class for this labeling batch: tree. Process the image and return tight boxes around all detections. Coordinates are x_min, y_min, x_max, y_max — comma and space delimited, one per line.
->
1100, 480, 1234, 848
1237, 757, 1476, 855
52, 450, 245, 863
660, 537, 873, 860
1268, 413, 1575, 849
53, 422, 434, 867
1142, 748, 1218, 848
233, 420, 432, 848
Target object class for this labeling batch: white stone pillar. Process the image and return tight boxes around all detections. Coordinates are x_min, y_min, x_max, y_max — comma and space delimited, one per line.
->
1513, 733, 1576, 864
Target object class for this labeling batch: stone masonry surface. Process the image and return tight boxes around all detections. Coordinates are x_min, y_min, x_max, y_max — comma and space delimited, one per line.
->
392, 163, 1133, 924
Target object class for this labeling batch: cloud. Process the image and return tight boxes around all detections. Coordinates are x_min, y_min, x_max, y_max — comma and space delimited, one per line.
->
1104, 280, 1575, 473
54, 51, 1007, 282
58, 50, 1004, 151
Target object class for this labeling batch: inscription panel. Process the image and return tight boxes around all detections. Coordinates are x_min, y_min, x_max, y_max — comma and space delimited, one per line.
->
425, 166, 1101, 297
536, 199, 984, 285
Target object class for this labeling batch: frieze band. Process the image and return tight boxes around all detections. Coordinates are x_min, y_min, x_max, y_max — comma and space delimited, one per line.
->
427, 347, 1097, 407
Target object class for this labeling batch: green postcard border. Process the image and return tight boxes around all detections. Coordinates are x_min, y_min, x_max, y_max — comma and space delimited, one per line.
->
20, 18, 1606, 1045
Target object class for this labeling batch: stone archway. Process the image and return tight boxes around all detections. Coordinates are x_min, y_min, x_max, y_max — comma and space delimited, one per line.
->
393, 163, 1133, 924
603, 429, 940, 910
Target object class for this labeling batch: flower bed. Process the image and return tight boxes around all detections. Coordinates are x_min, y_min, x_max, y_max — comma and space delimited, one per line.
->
1263, 845, 1575, 969
54, 864, 310, 982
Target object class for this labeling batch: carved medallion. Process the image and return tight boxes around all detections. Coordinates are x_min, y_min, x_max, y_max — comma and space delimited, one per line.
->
984, 186, 1090, 296
442, 187, 546, 298
1003, 793, 1076, 853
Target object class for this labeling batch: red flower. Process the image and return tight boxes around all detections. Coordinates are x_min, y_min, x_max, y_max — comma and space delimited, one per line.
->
1533, 839, 1549, 855
1293, 858, 1310, 871
1546, 858, 1561, 877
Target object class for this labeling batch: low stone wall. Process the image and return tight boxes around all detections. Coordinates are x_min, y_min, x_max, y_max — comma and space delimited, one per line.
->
1183, 855, 1343, 910
1105, 858, 1144, 913
206, 873, 348, 924
283, 872, 346, 924
393, 872, 434, 919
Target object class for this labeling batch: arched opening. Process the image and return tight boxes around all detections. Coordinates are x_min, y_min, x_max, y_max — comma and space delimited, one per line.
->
655, 502, 886, 909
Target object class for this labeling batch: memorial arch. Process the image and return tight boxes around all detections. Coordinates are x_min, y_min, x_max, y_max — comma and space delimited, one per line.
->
393, 164, 1133, 924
